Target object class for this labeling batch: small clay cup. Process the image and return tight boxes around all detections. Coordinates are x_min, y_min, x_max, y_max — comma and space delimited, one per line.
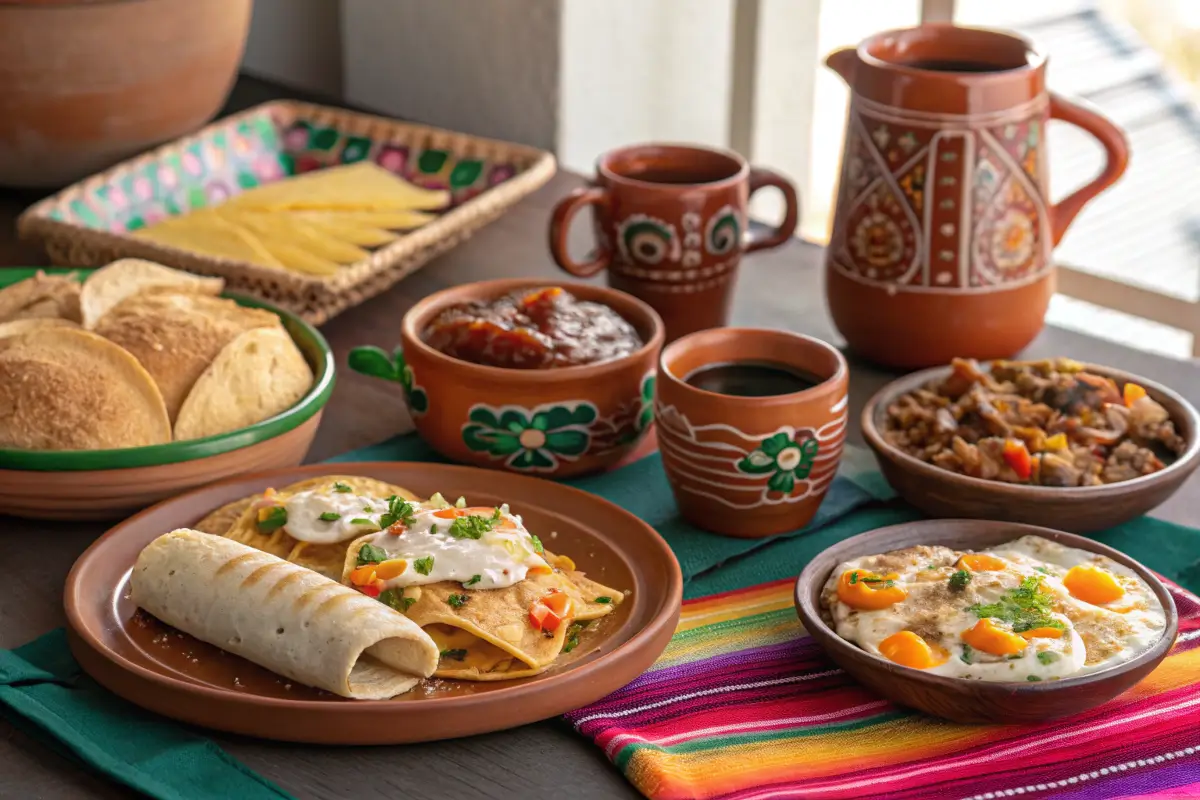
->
549, 143, 800, 342
655, 328, 849, 537
349, 279, 664, 479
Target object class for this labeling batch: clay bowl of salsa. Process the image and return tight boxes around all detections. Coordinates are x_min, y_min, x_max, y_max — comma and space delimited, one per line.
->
350, 278, 664, 478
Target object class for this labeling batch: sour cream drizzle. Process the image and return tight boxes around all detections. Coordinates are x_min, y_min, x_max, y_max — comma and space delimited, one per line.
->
359, 504, 549, 591
283, 490, 392, 544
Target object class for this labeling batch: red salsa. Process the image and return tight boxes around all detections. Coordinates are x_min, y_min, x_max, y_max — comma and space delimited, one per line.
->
422, 287, 643, 369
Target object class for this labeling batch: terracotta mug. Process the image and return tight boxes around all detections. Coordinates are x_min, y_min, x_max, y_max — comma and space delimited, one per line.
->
655, 328, 849, 538
549, 143, 800, 342
824, 24, 1129, 368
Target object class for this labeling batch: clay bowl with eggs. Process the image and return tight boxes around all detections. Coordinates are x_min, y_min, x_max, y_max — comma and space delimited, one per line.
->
349, 278, 664, 479
794, 519, 1178, 724
862, 361, 1200, 532
0, 272, 333, 522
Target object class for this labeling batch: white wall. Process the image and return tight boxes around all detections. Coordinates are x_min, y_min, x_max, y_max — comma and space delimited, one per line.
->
340, 0, 562, 151
241, 0, 344, 97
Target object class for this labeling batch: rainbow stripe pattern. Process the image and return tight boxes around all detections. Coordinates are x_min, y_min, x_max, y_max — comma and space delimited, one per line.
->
566, 578, 1200, 800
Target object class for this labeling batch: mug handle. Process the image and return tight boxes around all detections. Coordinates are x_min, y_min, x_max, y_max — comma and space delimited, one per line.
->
745, 167, 801, 253
549, 185, 611, 277
1048, 92, 1129, 245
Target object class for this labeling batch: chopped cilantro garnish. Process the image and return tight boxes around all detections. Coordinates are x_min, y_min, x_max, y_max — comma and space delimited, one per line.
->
562, 620, 591, 654
414, 556, 434, 576
949, 570, 972, 590
362, 505, 373, 513
594, 596, 613, 604
463, 575, 482, 587
849, 572, 859, 585
926, 564, 938, 570
430, 524, 438, 535
969, 576, 1066, 633
379, 495, 417, 529
440, 649, 467, 662
350, 517, 378, 529
447, 510, 499, 540
530, 534, 544, 555
332, 482, 352, 493
1026, 675, 1042, 682
1034, 567, 1050, 574
1037, 651, 1059, 665
318, 511, 341, 522
378, 589, 412, 613
960, 643, 974, 664
256, 506, 288, 533
356, 543, 388, 567
447, 594, 468, 609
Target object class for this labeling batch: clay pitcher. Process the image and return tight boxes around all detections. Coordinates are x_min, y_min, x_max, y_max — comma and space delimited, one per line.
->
824, 25, 1128, 369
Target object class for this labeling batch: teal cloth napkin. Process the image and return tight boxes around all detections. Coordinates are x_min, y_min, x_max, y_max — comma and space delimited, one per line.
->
0, 630, 292, 800
5, 431, 1200, 798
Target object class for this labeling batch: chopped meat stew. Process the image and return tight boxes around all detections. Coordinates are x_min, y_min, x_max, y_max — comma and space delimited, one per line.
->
882, 358, 1186, 487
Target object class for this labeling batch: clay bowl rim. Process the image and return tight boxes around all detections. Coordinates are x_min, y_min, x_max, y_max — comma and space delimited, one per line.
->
64, 460, 685, 721
398, 277, 665, 383
794, 519, 1179, 703
861, 362, 1200, 502
0, 268, 335, 472
858, 22, 1047, 81
658, 326, 849, 409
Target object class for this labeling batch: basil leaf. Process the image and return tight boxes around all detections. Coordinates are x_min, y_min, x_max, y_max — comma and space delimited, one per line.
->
356, 543, 388, 567
256, 506, 288, 533
414, 556, 434, 576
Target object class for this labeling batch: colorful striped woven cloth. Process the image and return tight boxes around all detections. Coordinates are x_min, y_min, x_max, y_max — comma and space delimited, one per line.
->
566, 578, 1200, 800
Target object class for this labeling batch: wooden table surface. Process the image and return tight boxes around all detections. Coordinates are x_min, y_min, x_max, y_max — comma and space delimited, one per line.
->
3, 80, 1200, 800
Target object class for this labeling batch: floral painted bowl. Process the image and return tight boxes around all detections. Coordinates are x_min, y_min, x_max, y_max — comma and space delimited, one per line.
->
348, 279, 664, 478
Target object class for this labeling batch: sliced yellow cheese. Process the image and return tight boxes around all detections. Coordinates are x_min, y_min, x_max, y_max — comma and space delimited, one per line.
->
226, 162, 450, 212
223, 210, 370, 264
292, 209, 438, 231
134, 211, 282, 269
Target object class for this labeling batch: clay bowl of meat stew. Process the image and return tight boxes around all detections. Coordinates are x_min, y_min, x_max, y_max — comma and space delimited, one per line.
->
348, 278, 664, 479
862, 359, 1200, 532
794, 518, 1178, 724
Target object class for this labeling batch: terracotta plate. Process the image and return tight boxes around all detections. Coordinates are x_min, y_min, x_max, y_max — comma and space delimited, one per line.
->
65, 462, 683, 744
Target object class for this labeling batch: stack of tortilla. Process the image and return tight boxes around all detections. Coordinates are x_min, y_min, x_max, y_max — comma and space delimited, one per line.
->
133, 162, 450, 277
0, 259, 313, 451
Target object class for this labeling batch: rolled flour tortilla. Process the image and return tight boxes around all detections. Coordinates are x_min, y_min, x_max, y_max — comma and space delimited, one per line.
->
130, 529, 439, 699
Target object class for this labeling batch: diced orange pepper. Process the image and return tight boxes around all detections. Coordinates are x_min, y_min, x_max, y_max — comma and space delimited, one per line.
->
962, 619, 1027, 656
1063, 564, 1125, 605
1002, 439, 1033, 480
552, 554, 576, 572
957, 553, 1008, 572
529, 589, 573, 632
836, 570, 907, 610
433, 508, 462, 519
1123, 382, 1147, 407
1020, 627, 1065, 640
348, 565, 378, 586
879, 631, 949, 669
528, 565, 553, 576
373, 559, 408, 580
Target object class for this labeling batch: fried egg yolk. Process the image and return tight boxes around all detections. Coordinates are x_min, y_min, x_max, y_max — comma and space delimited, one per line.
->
879, 631, 949, 669
962, 618, 1028, 656
956, 553, 1008, 572
1019, 626, 1065, 640
836, 570, 907, 610
1064, 565, 1126, 605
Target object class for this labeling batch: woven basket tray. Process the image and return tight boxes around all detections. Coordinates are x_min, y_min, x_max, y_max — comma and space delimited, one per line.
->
17, 100, 557, 325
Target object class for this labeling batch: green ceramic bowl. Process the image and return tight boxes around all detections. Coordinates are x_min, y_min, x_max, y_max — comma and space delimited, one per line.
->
0, 267, 335, 472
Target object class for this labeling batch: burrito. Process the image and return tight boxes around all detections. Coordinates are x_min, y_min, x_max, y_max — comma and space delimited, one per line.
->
340, 495, 625, 680
130, 529, 440, 699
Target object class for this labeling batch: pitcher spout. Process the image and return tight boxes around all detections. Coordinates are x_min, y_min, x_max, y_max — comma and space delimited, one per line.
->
825, 47, 858, 85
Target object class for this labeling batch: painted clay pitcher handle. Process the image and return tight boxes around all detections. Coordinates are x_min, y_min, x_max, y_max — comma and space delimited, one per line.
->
1048, 92, 1129, 244
745, 167, 801, 253
548, 185, 611, 278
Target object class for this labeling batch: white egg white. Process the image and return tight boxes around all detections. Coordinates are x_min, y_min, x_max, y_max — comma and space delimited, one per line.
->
821, 536, 1166, 682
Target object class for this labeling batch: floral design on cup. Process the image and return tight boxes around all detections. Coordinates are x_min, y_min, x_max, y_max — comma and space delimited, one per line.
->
462, 403, 597, 472
347, 345, 429, 415
637, 373, 656, 432
736, 432, 820, 494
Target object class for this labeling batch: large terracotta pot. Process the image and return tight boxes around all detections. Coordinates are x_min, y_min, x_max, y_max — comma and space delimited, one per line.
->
824, 25, 1128, 369
0, 0, 252, 188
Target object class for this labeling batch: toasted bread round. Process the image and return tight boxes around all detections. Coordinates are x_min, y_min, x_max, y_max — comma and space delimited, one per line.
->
0, 271, 82, 324
174, 327, 314, 441
0, 317, 81, 340
95, 293, 282, 422
80, 259, 224, 329
0, 329, 171, 451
